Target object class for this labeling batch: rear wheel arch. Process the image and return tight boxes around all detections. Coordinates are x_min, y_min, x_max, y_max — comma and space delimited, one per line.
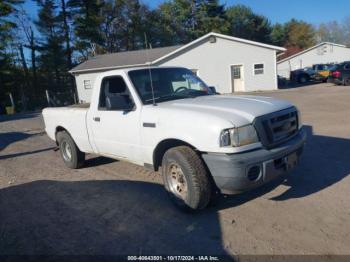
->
55, 126, 68, 145
56, 130, 85, 169
54, 127, 84, 153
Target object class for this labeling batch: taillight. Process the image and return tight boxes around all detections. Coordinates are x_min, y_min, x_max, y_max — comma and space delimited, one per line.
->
332, 71, 341, 78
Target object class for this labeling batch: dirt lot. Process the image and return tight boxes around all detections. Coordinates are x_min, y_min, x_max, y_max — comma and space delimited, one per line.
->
1, 83, 350, 257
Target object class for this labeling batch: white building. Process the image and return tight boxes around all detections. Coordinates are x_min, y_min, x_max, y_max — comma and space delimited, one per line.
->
277, 42, 350, 79
70, 32, 285, 103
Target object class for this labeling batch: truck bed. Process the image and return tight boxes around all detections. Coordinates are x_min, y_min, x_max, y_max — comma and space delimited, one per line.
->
42, 106, 93, 153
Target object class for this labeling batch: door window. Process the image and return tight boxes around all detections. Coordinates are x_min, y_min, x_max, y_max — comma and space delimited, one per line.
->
232, 66, 241, 79
98, 76, 133, 110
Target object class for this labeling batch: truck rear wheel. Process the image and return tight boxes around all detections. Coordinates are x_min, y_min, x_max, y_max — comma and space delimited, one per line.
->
56, 131, 85, 169
161, 146, 211, 210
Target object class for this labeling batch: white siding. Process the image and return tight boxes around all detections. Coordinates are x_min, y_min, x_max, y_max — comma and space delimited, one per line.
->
157, 37, 278, 93
277, 43, 350, 78
75, 72, 100, 103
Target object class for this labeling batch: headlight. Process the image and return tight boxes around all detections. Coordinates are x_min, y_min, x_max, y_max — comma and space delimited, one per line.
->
220, 125, 259, 147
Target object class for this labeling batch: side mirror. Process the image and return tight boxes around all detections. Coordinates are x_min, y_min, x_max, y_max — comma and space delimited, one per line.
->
208, 86, 219, 94
106, 94, 134, 111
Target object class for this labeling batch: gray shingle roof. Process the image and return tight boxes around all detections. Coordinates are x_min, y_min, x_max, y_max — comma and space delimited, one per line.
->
70, 45, 182, 73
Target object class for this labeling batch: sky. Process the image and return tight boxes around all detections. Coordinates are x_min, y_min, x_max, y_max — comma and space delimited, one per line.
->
23, 0, 350, 25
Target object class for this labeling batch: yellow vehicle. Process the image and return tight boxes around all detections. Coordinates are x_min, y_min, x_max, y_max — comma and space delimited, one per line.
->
312, 64, 334, 82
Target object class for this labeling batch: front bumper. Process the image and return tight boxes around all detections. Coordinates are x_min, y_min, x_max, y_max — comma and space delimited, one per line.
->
202, 128, 306, 194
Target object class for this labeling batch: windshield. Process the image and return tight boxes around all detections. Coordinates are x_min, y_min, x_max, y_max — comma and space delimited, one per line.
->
328, 64, 338, 71
128, 68, 213, 104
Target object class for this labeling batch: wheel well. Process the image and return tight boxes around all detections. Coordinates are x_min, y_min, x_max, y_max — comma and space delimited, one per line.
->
153, 139, 196, 171
55, 126, 68, 145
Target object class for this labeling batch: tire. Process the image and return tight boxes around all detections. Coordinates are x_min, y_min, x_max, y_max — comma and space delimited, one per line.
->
344, 78, 350, 86
161, 146, 212, 211
298, 75, 308, 84
56, 131, 85, 169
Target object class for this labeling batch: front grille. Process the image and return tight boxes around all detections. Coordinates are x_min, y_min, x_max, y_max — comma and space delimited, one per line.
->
254, 107, 299, 148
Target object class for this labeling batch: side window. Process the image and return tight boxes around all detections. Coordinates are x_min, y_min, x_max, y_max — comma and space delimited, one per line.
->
98, 76, 133, 110
344, 64, 350, 70
254, 64, 264, 75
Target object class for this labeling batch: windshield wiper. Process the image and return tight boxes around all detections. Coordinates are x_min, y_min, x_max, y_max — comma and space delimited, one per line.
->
145, 94, 190, 103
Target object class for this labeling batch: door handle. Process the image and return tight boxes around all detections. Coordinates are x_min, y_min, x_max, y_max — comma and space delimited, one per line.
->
93, 117, 100, 122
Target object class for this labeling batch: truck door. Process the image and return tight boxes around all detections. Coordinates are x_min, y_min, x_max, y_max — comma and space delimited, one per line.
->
88, 75, 141, 161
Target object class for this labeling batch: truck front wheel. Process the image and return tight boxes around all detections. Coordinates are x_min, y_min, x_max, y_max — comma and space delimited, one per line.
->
161, 146, 211, 210
56, 131, 85, 169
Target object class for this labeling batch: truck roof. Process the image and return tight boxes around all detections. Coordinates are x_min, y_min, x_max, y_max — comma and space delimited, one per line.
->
96, 66, 190, 77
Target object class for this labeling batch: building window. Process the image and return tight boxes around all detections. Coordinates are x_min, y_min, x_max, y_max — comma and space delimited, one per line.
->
254, 64, 264, 75
84, 80, 92, 89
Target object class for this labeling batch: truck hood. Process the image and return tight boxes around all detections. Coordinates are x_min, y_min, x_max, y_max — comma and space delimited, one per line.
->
156, 95, 294, 125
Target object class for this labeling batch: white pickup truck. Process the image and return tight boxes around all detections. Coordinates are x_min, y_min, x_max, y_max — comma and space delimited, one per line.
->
43, 66, 306, 210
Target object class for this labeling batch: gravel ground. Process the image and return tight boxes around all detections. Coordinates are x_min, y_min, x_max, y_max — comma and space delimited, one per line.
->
0, 83, 350, 257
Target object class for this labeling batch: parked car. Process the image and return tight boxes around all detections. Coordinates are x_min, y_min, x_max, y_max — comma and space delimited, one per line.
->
290, 68, 313, 84
43, 66, 306, 210
329, 61, 350, 85
312, 64, 334, 82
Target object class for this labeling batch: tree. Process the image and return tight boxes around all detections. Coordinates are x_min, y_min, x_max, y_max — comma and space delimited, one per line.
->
15, 9, 39, 98
316, 21, 346, 44
270, 23, 287, 46
226, 5, 272, 43
97, 0, 153, 53
35, 0, 67, 89
0, 0, 23, 53
0, 0, 23, 103
284, 19, 316, 49
155, 0, 228, 46
58, 0, 73, 68
68, 0, 104, 57
194, 0, 228, 36
156, 0, 196, 45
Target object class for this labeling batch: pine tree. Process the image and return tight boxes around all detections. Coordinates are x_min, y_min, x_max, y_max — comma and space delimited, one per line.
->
67, 0, 104, 57
35, 0, 66, 89
194, 0, 228, 37
58, 0, 73, 68
0, 0, 23, 102
155, 0, 228, 46
226, 5, 272, 44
